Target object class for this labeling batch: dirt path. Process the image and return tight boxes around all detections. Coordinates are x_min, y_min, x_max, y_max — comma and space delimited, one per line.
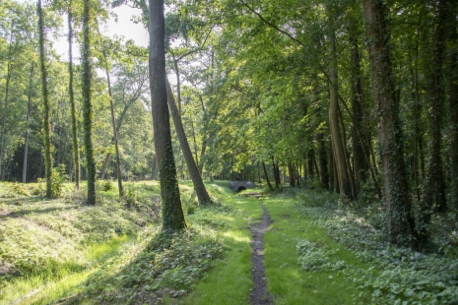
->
250, 203, 274, 305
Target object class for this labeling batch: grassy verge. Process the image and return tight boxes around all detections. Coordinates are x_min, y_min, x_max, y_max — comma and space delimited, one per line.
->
263, 187, 458, 305
262, 191, 368, 305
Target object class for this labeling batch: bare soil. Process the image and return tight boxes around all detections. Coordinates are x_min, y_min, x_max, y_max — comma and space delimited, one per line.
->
250, 203, 274, 305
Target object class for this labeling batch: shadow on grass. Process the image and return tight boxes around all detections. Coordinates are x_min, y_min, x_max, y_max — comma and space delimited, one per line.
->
57, 225, 231, 305
0, 205, 80, 219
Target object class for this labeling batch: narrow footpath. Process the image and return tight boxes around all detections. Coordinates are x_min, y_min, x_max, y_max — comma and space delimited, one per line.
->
250, 203, 274, 305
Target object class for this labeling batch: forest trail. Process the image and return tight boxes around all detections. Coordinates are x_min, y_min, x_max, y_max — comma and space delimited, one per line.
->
250, 203, 274, 305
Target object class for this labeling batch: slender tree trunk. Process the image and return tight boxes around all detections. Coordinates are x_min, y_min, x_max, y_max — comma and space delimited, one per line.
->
349, 27, 369, 193
271, 157, 280, 188
190, 119, 199, 166
0, 22, 15, 180
166, 79, 212, 205
420, 0, 447, 231
307, 148, 315, 179
100, 153, 111, 179
149, 0, 185, 231
329, 30, 352, 200
106, 69, 124, 197
362, 0, 416, 246
317, 132, 329, 190
262, 161, 273, 190
22, 65, 34, 183
288, 162, 295, 187
82, 0, 96, 204
38, 0, 53, 198
68, 6, 80, 189
410, 48, 422, 201
446, 0, 458, 223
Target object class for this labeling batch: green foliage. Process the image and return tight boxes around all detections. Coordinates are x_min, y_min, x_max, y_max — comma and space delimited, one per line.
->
50, 164, 68, 198
290, 188, 458, 305
100, 179, 114, 192
123, 182, 139, 206
296, 239, 346, 271
11, 183, 29, 196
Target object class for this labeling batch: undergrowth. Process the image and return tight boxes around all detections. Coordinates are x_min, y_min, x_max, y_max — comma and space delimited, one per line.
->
285, 187, 458, 305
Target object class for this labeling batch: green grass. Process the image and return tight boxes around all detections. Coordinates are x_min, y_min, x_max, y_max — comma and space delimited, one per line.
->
180, 189, 262, 305
0, 181, 161, 305
2, 236, 129, 305
263, 195, 368, 305
3, 181, 455, 305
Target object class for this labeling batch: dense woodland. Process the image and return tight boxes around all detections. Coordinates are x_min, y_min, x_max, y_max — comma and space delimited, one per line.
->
1, 0, 458, 248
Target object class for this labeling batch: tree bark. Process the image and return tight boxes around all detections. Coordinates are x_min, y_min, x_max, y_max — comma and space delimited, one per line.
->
68, 5, 80, 189
287, 162, 295, 187
362, 0, 416, 246
446, 0, 458, 223
38, 0, 53, 198
328, 30, 353, 200
0, 21, 15, 180
262, 161, 273, 190
82, 0, 96, 204
22, 65, 34, 183
349, 26, 369, 193
420, 0, 447, 228
166, 79, 212, 205
106, 69, 124, 197
317, 132, 329, 190
149, 0, 186, 231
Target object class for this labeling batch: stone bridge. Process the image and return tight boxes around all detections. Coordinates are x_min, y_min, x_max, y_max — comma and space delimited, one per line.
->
230, 181, 254, 192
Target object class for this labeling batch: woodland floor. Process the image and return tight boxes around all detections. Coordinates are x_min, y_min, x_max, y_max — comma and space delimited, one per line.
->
1, 181, 457, 305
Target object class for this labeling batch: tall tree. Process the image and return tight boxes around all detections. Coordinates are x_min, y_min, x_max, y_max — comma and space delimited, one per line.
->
361, 0, 416, 246
166, 79, 212, 205
446, 0, 458, 223
82, 0, 96, 204
22, 64, 34, 183
68, 2, 80, 189
149, 0, 186, 231
38, 0, 53, 197
418, 0, 447, 241
328, 29, 353, 200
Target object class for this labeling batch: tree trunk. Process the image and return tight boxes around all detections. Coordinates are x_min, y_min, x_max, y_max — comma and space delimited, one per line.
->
362, 0, 416, 246
38, 0, 53, 198
100, 153, 111, 180
420, 0, 447, 225
262, 161, 273, 190
317, 132, 329, 190
288, 162, 295, 187
328, 30, 353, 200
0, 21, 15, 180
151, 154, 157, 180
149, 0, 186, 231
271, 157, 280, 188
166, 79, 212, 205
106, 69, 124, 197
349, 26, 369, 193
307, 148, 315, 180
82, 0, 96, 204
22, 65, 34, 183
446, 0, 458, 223
68, 6, 80, 189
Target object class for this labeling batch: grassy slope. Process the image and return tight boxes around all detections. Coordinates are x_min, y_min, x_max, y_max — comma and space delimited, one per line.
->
0, 181, 161, 305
